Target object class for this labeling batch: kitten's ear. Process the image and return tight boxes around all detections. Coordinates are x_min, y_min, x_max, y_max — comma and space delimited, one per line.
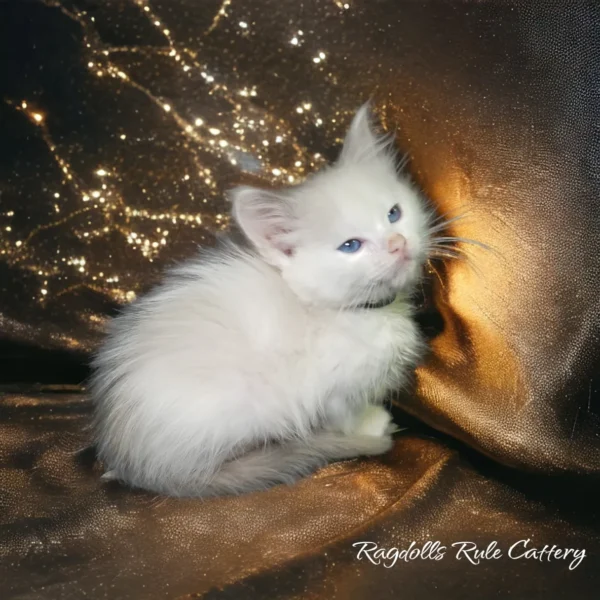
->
230, 185, 296, 263
339, 102, 391, 165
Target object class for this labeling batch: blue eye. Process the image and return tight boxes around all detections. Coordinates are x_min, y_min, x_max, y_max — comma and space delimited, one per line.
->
388, 203, 401, 223
338, 239, 362, 253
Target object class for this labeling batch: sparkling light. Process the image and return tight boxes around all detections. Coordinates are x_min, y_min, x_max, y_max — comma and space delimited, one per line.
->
4, 0, 324, 308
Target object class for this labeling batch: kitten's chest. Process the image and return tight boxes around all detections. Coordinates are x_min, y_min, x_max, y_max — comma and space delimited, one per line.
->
310, 307, 420, 392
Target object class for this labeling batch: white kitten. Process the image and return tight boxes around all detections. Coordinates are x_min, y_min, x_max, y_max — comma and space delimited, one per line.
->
90, 104, 432, 497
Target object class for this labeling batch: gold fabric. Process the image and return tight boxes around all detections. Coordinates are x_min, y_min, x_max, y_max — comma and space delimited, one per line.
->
1, 0, 599, 597
0, 390, 598, 598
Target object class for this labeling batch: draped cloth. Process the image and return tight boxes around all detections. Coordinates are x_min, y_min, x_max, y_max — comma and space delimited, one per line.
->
0, 1, 598, 597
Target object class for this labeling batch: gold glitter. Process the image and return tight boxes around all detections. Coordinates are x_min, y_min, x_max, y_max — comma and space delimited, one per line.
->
5, 0, 323, 312
206, 0, 232, 34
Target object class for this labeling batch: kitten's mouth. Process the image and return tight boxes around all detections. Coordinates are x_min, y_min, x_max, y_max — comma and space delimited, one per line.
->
396, 252, 413, 265
386, 257, 413, 278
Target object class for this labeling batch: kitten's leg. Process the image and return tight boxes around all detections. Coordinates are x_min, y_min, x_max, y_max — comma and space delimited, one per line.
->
184, 401, 396, 496
198, 430, 394, 496
322, 398, 360, 434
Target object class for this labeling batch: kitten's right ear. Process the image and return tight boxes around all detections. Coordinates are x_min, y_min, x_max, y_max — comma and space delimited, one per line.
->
230, 185, 296, 264
339, 102, 392, 165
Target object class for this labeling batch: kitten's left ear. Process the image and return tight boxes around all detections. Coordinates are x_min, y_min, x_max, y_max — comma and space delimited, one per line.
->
229, 185, 297, 265
338, 102, 392, 165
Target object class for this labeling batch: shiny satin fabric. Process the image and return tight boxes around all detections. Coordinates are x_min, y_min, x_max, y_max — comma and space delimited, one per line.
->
0, 390, 598, 599
1, 0, 599, 598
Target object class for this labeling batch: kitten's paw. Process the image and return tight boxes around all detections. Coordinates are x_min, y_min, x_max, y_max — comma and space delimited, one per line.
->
360, 433, 394, 455
352, 405, 394, 438
101, 470, 119, 481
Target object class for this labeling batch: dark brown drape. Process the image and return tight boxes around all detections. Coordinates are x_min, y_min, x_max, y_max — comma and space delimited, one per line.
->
1, 1, 599, 598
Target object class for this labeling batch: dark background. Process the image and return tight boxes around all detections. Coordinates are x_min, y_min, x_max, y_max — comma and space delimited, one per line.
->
0, 1, 599, 598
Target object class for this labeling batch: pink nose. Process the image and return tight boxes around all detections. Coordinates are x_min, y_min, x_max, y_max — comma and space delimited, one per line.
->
387, 233, 407, 255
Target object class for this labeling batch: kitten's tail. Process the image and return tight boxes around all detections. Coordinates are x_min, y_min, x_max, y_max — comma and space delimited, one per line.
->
200, 431, 393, 497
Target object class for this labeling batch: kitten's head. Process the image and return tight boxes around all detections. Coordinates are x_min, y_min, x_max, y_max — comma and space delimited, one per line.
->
231, 103, 432, 308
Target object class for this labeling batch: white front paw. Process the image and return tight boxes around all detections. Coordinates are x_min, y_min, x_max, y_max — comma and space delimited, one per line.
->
352, 405, 394, 437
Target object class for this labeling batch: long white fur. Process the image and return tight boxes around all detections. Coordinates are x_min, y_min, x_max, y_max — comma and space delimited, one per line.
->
90, 103, 432, 497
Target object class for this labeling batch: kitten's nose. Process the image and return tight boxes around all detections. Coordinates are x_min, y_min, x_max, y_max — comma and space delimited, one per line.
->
387, 233, 407, 255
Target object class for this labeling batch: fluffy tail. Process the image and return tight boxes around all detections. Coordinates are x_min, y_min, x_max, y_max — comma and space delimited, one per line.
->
199, 431, 393, 497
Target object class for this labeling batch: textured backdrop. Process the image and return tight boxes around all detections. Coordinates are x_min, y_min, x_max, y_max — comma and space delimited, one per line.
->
1, 1, 599, 598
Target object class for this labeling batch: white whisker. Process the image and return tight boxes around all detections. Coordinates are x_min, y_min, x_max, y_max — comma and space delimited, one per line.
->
431, 236, 491, 252
427, 213, 468, 234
